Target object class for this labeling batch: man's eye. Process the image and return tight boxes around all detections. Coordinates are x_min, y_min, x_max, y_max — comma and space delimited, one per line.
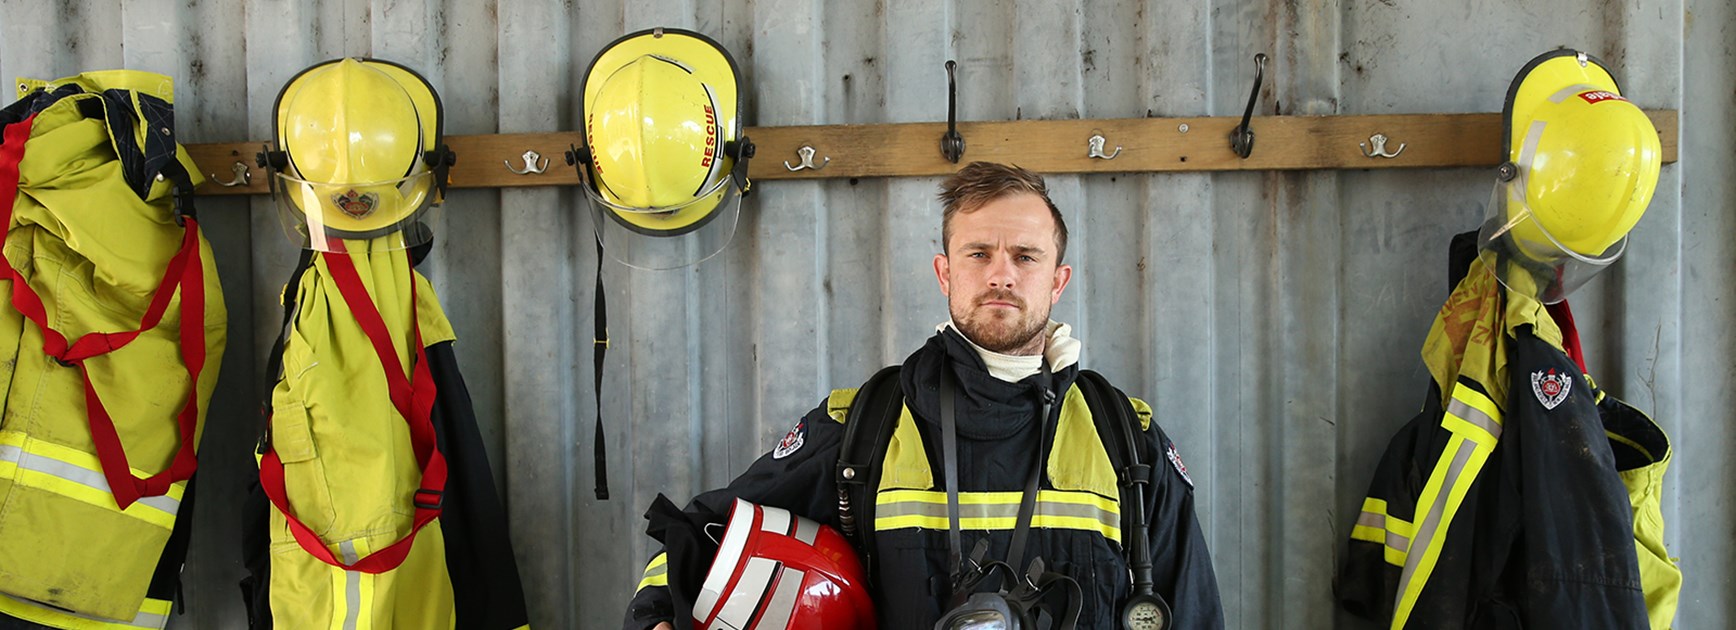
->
969, 252, 987, 259
1019, 255, 1036, 262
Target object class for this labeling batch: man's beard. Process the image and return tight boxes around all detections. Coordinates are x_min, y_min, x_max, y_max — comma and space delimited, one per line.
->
951, 289, 1050, 354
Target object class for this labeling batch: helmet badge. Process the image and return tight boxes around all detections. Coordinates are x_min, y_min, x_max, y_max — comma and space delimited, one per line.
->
333, 189, 380, 219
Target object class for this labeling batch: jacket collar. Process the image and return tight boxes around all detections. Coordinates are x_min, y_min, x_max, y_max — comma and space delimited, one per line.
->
899, 327, 1080, 441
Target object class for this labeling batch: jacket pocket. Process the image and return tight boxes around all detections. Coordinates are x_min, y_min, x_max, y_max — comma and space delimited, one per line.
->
268, 402, 338, 543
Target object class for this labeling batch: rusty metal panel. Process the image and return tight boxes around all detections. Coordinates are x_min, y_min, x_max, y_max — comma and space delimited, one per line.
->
0, 0, 1728, 628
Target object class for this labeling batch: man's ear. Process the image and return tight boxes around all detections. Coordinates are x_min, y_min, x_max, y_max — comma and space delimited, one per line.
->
933, 253, 951, 297
1050, 263, 1073, 304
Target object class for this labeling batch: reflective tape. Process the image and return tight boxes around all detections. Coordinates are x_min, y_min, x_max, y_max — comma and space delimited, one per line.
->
0, 432, 181, 529
637, 553, 670, 592
0, 592, 170, 629
874, 489, 1121, 543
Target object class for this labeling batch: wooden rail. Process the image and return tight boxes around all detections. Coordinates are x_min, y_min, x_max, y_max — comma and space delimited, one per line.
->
185, 110, 1679, 196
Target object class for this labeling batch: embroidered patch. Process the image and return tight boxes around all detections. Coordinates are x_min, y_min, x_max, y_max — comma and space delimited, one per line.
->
1166, 442, 1193, 488
772, 420, 806, 459
332, 189, 379, 219
1531, 368, 1572, 410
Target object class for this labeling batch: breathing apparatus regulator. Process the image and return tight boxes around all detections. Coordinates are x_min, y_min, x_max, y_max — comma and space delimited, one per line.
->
929, 364, 1171, 630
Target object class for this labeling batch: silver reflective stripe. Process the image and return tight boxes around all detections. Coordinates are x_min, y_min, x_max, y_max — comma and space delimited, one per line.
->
877, 497, 1118, 529
0, 592, 168, 629
755, 567, 805, 630
793, 517, 820, 546
760, 503, 791, 535
1355, 510, 1383, 529
712, 557, 777, 630
642, 560, 667, 579
695, 500, 756, 622
1547, 83, 1599, 103
1396, 437, 1474, 606
1356, 510, 1411, 556
1518, 121, 1548, 172
1447, 398, 1503, 440
0, 444, 179, 517
1386, 530, 1410, 554
341, 542, 361, 630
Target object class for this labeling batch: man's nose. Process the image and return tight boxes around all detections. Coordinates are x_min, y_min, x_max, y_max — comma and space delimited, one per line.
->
987, 256, 1016, 288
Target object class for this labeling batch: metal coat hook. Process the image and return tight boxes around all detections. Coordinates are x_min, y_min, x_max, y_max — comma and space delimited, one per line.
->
1086, 133, 1121, 160
783, 145, 830, 171
505, 149, 550, 175
940, 60, 966, 163
1229, 53, 1267, 159
1359, 133, 1406, 158
210, 161, 250, 187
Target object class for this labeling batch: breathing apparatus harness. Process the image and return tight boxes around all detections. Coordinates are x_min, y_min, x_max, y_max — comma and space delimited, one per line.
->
927, 359, 1176, 630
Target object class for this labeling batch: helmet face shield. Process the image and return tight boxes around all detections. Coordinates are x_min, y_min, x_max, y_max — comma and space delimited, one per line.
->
273, 170, 439, 252
266, 57, 449, 253
1478, 176, 1625, 304
584, 168, 743, 270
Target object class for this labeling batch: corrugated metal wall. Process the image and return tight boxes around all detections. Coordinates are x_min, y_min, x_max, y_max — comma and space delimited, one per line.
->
0, 0, 1729, 627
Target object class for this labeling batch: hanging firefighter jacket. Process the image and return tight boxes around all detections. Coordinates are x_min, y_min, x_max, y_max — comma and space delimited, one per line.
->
0, 71, 225, 628
242, 241, 530, 630
1337, 239, 1679, 629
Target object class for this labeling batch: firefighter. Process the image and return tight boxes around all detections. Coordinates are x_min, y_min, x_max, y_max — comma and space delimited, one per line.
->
623, 160, 1224, 629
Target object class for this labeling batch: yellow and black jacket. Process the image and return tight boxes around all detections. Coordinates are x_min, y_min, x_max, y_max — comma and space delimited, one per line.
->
1337, 254, 1679, 629
626, 328, 1222, 629
0, 71, 225, 629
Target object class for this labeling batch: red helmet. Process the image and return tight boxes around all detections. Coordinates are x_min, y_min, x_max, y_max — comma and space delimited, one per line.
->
692, 499, 876, 629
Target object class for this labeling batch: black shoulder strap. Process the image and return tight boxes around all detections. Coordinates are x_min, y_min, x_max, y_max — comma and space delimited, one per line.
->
834, 364, 903, 584
1074, 369, 1158, 598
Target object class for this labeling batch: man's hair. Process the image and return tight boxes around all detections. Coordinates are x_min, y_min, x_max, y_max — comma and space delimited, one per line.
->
937, 161, 1069, 263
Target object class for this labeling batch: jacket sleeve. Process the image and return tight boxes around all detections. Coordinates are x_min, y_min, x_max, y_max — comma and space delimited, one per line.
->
1336, 409, 1431, 624
623, 398, 849, 630
1145, 425, 1225, 630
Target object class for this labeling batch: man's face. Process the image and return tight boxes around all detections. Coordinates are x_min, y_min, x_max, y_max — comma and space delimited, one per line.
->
933, 193, 1073, 355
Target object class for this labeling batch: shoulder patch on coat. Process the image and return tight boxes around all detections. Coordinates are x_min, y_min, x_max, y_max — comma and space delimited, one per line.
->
1531, 368, 1571, 410
772, 420, 807, 459
1166, 441, 1193, 488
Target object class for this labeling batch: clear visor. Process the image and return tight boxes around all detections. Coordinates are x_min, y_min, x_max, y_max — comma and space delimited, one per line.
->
1476, 176, 1626, 304
583, 172, 744, 271
272, 171, 439, 253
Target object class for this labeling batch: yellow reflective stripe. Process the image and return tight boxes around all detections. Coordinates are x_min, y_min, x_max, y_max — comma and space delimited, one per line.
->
0, 593, 171, 629
873, 489, 1121, 543
1351, 497, 1414, 567
638, 553, 670, 592
1392, 415, 1497, 629
0, 431, 181, 529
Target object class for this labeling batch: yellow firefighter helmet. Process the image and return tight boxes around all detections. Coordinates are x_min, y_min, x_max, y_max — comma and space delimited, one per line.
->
1478, 49, 1663, 303
570, 27, 754, 269
262, 58, 454, 252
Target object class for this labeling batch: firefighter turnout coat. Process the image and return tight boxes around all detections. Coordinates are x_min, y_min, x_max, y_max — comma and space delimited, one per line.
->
243, 245, 529, 630
626, 326, 1223, 629
1337, 256, 1679, 629
0, 71, 225, 629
